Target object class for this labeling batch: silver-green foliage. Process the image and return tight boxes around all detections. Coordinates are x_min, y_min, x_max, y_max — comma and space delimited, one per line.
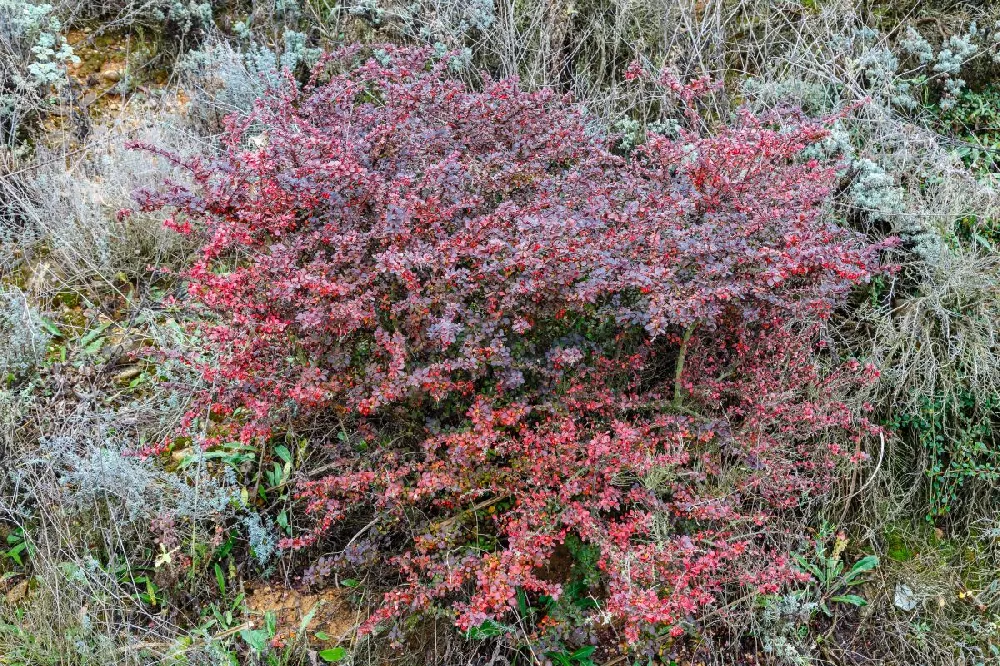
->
0, 0, 78, 146
0, 287, 50, 378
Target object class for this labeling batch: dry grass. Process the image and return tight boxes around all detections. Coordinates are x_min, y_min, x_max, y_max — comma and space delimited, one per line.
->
852, 249, 1000, 414
11, 101, 203, 288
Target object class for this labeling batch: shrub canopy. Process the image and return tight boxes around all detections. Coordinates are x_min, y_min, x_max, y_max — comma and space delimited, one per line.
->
135, 46, 886, 644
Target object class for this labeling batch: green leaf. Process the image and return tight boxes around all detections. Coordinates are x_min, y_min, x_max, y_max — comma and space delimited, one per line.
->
299, 603, 320, 632
545, 652, 573, 666
240, 628, 269, 653
319, 647, 347, 662
464, 619, 507, 640
145, 579, 158, 606
517, 588, 529, 617
974, 231, 997, 251
794, 554, 824, 582
831, 559, 844, 580
265, 610, 277, 637
79, 322, 111, 354
314, 631, 331, 641
274, 445, 292, 464
81, 335, 105, 355
844, 555, 879, 584
571, 646, 597, 660
341, 578, 360, 588
5, 541, 27, 566
177, 450, 233, 468
831, 594, 867, 607
39, 317, 62, 337
214, 535, 235, 561
215, 562, 226, 595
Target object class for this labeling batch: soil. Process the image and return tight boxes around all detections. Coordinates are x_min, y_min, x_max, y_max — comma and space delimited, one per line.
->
245, 584, 359, 647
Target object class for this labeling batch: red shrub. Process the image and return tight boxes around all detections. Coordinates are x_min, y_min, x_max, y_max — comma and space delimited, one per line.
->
133, 46, 887, 645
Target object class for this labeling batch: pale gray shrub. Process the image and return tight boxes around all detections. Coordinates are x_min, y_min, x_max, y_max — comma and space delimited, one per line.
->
0, 0, 79, 147
0, 286, 50, 377
179, 37, 265, 124
0, 418, 184, 663
861, 115, 1000, 261
0, 150, 33, 244
15, 101, 203, 285
159, 0, 213, 34
736, 2, 1000, 264
179, 34, 315, 133
328, 0, 679, 123
848, 157, 913, 231
57, 0, 214, 35
47, 439, 236, 522
220, 26, 321, 77
934, 27, 979, 78
851, 249, 1000, 415
900, 27, 934, 65
930, 24, 980, 110
379, 0, 496, 45
0, 389, 25, 463
0, 376, 236, 662
242, 511, 279, 567
277, 28, 321, 69
742, 77, 834, 116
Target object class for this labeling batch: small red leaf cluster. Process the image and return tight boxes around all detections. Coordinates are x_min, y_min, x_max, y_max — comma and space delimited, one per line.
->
133, 46, 887, 644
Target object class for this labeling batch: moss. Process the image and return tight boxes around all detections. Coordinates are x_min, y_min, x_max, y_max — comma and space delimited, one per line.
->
886, 529, 915, 562
59, 306, 87, 332
54, 291, 80, 308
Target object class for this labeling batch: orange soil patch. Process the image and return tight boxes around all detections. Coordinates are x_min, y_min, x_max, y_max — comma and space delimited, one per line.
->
245, 584, 359, 646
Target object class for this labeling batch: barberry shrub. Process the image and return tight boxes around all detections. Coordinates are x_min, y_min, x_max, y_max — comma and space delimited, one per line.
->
133, 46, 887, 648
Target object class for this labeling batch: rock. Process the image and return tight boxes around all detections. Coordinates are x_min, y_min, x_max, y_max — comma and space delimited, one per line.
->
100, 67, 123, 82
5, 579, 29, 605
116, 366, 142, 383
894, 582, 917, 611
171, 447, 192, 464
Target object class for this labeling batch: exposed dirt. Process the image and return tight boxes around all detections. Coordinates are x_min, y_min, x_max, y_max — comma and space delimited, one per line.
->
245, 584, 358, 646
37, 27, 187, 150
